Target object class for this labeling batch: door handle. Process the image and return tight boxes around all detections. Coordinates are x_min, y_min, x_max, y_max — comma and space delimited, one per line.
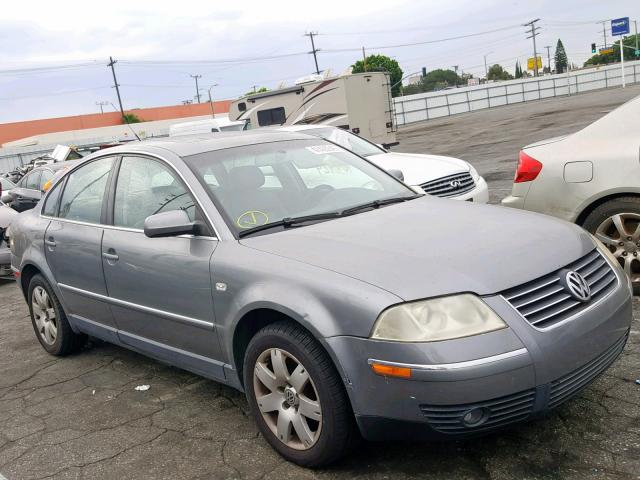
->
44, 237, 56, 248
102, 249, 119, 262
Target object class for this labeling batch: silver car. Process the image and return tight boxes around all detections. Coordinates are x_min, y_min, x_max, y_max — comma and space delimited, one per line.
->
502, 94, 640, 291
9, 132, 632, 467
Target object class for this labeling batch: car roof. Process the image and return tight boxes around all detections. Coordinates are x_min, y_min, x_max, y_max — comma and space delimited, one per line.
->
29, 160, 79, 173
93, 131, 316, 158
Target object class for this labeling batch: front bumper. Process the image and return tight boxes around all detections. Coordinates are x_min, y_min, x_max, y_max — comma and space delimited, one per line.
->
452, 176, 489, 203
327, 265, 632, 441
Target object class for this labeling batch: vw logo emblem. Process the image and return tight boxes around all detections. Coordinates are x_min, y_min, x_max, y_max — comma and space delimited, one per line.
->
564, 271, 591, 302
450, 180, 461, 188
284, 387, 298, 406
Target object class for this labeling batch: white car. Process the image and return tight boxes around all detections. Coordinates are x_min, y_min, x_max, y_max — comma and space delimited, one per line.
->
279, 125, 489, 202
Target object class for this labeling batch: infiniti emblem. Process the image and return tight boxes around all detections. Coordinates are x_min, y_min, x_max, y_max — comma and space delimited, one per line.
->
450, 180, 461, 188
564, 271, 591, 302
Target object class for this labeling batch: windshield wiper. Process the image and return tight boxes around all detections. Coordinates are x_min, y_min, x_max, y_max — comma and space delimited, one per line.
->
238, 211, 341, 238
340, 194, 421, 216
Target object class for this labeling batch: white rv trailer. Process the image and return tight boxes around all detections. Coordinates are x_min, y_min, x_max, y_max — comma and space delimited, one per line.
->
228, 72, 397, 146
169, 116, 247, 137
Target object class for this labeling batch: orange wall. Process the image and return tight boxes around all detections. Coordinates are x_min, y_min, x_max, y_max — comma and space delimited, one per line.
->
0, 101, 231, 146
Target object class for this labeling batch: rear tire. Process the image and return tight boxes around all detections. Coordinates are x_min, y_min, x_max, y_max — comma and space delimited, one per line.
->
582, 197, 640, 295
243, 321, 357, 467
28, 274, 86, 355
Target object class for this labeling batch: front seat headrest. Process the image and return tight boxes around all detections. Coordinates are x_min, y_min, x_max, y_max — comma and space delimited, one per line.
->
227, 166, 265, 190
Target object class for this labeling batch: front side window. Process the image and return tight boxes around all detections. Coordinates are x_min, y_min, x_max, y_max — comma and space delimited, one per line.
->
25, 172, 41, 190
42, 182, 63, 217
40, 170, 53, 190
113, 156, 196, 229
0, 177, 15, 190
184, 139, 413, 234
257, 107, 286, 127
59, 157, 114, 223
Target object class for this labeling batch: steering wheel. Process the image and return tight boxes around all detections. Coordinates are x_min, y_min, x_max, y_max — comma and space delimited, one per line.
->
305, 184, 335, 207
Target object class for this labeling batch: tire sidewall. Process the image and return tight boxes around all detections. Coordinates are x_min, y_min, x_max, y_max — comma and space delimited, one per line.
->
243, 329, 342, 466
28, 274, 64, 355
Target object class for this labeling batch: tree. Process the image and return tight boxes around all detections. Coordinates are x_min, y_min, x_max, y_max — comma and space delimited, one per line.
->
555, 39, 568, 73
514, 61, 523, 79
245, 87, 269, 97
122, 113, 142, 124
487, 64, 513, 81
352, 54, 403, 96
584, 34, 640, 67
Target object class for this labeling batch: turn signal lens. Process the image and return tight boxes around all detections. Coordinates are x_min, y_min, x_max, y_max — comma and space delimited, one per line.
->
370, 362, 412, 379
514, 151, 543, 183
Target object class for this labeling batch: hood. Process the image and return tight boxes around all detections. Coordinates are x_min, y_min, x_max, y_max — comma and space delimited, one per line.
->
241, 196, 593, 300
367, 152, 470, 186
524, 134, 570, 149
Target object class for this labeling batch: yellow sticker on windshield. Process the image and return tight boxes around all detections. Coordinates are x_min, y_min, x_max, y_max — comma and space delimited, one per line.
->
237, 211, 269, 229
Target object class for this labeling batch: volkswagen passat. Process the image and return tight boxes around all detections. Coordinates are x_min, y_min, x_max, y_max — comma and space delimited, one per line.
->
8, 132, 632, 467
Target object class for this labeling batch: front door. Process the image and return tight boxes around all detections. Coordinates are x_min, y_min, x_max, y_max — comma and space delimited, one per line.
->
44, 156, 117, 334
101, 155, 223, 379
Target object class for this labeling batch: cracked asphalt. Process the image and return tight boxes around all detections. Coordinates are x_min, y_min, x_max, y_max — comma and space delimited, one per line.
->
2, 86, 640, 479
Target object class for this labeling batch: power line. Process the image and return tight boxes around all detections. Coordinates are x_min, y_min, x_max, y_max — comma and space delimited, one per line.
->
0, 86, 111, 101
0, 62, 101, 76
107, 56, 125, 120
304, 31, 320, 74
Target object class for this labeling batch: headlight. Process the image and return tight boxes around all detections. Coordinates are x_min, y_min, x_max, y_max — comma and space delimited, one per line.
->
469, 165, 480, 181
371, 294, 507, 342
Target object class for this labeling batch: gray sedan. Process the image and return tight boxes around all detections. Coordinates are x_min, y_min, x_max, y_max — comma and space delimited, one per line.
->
8, 131, 633, 467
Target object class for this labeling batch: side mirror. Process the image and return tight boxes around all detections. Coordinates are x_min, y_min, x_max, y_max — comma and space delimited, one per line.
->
144, 210, 197, 238
1, 192, 12, 204
387, 169, 404, 182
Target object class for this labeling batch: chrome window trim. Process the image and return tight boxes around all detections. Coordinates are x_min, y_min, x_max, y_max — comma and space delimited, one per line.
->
58, 283, 214, 330
500, 248, 622, 332
39, 150, 221, 240
368, 348, 529, 371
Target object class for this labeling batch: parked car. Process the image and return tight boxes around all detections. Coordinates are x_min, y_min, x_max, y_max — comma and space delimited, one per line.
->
502, 94, 640, 291
169, 117, 247, 137
0, 201, 16, 278
0, 177, 16, 197
2, 162, 76, 212
279, 125, 488, 202
9, 132, 631, 467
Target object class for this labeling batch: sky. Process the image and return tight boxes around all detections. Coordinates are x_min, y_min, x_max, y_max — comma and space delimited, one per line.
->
0, 0, 637, 123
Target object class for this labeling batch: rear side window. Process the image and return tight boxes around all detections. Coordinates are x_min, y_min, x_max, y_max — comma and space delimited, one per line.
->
257, 107, 286, 126
25, 172, 41, 190
42, 182, 63, 217
40, 170, 53, 190
59, 157, 114, 224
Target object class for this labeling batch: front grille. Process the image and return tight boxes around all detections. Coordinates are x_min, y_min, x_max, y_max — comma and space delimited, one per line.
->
419, 389, 536, 434
420, 172, 475, 197
502, 249, 617, 329
549, 333, 628, 409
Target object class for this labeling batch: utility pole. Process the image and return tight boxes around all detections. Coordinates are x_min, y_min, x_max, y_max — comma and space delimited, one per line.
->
635, 20, 638, 52
598, 20, 608, 48
107, 56, 125, 120
544, 46, 552, 73
362, 46, 367, 72
190, 74, 202, 103
304, 31, 320, 74
483, 52, 493, 79
95, 101, 108, 114
523, 19, 541, 77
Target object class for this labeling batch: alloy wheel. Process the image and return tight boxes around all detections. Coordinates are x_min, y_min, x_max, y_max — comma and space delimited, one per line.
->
32, 286, 57, 345
253, 348, 322, 450
595, 212, 640, 284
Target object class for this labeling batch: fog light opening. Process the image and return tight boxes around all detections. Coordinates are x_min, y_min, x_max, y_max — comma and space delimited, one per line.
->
462, 407, 490, 427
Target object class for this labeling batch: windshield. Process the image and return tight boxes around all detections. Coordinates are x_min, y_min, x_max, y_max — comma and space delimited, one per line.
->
0, 177, 15, 190
184, 139, 413, 235
304, 127, 385, 157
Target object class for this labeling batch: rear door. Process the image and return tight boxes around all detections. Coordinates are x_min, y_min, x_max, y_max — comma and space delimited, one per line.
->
101, 155, 223, 379
44, 156, 118, 335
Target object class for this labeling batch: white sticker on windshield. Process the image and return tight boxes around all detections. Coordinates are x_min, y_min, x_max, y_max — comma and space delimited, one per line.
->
305, 145, 344, 155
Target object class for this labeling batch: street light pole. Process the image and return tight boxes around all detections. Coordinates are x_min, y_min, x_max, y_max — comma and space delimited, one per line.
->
207, 84, 219, 118
483, 52, 493, 79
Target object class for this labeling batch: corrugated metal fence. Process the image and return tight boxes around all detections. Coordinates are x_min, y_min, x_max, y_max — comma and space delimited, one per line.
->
393, 60, 640, 127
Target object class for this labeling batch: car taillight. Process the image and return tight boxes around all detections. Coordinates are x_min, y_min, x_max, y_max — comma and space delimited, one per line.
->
514, 151, 543, 183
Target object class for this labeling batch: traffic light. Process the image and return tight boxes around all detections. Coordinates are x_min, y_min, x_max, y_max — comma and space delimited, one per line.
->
591, 43, 597, 54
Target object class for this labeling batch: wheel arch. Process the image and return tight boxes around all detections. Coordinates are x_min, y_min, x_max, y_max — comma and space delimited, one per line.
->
575, 191, 640, 227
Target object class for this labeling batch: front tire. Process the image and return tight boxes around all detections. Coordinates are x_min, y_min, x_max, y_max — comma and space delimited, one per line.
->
243, 321, 357, 467
28, 274, 86, 355
582, 197, 640, 294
